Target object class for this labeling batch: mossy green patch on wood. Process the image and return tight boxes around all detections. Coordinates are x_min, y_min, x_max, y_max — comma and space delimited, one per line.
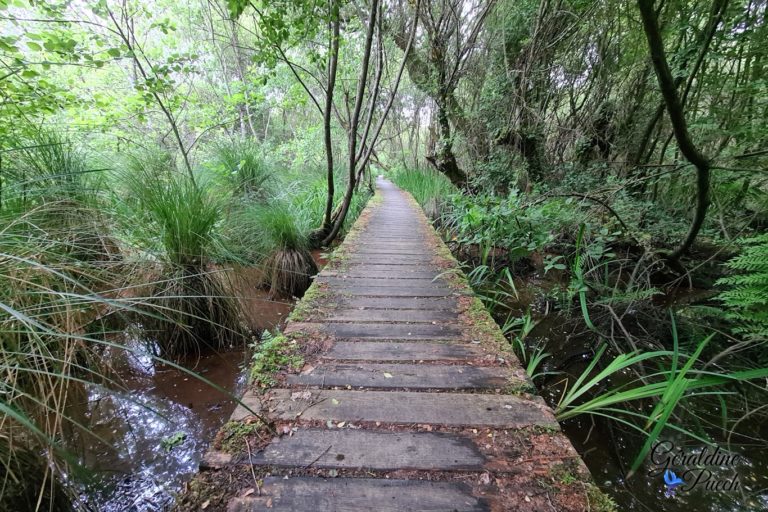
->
288, 281, 330, 323
586, 482, 618, 512
215, 420, 267, 454
504, 378, 537, 395
460, 294, 510, 349
249, 331, 303, 388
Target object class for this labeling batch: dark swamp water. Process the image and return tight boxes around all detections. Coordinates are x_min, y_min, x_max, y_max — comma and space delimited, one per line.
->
70, 273, 296, 511
507, 275, 768, 512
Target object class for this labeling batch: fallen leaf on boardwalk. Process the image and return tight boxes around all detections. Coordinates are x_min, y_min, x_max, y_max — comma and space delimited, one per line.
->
331, 398, 340, 405
266, 497, 273, 507
201, 500, 210, 509
504, 404, 513, 409
337, 421, 346, 427
291, 391, 312, 401
524, 495, 531, 502
383, 372, 393, 378
300, 364, 315, 375
243, 488, 255, 497
326, 420, 334, 428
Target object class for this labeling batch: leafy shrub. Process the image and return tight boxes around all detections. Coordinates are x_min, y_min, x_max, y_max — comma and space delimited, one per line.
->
444, 192, 584, 264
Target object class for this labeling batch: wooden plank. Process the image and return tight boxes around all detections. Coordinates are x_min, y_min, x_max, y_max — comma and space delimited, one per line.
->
353, 250, 434, 257
318, 277, 449, 289
324, 322, 462, 339
321, 270, 441, 279
334, 296, 457, 310
248, 429, 486, 470
323, 342, 484, 361
334, 285, 454, 297
323, 309, 457, 323
227, 477, 489, 512
346, 256, 434, 263
265, 389, 559, 428
287, 363, 513, 389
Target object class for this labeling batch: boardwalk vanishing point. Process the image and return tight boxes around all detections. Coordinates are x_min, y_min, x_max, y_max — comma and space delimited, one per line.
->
187, 179, 608, 512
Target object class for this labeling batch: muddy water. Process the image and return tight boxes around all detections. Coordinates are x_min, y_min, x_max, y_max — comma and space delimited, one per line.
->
75, 274, 298, 511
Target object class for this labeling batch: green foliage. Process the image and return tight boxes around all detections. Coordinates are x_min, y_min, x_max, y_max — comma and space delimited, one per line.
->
717, 234, 768, 340
216, 420, 265, 453
161, 431, 187, 452
226, 199, 317, 297
213, 138, 272, 198
445, 192, 585, 265
122, 151, 245, 356
554, 316, 768, 477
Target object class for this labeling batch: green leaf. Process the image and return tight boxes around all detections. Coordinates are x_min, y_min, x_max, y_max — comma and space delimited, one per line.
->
26, 41, 42, 51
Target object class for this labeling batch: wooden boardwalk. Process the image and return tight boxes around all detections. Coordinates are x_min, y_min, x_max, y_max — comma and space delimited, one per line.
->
196, 179, 601, 511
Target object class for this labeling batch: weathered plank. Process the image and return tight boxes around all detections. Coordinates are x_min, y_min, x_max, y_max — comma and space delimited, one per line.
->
323, 308, 457, 323
287, 363, 513, 389
321, 270, 442, 279
334, 285, 455, 297
323, 322, 462, 339
248, 429, 486, 470
227, 477, 489, 512
323, 341, 485, 361
265, 389, 559, 428
317, 277, 449, 289
345, 256, 435, 263
333, 296, 458, 310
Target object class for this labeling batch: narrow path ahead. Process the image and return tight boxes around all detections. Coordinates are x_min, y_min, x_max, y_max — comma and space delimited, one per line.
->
198, 179, 599, 511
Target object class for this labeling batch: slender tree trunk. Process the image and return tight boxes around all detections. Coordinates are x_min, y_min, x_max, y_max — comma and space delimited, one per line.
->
638, 0, 713, 263
321, 0, 380, 246
320, 4, 341, 236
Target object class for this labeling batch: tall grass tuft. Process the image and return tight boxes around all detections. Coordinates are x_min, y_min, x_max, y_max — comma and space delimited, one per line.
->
0, 204, 120, 510
123, 152, 245, 356
229, 200, 317, 298
390, 166, 456, 219
214, 138, 272, 198
3, 130, 117, 263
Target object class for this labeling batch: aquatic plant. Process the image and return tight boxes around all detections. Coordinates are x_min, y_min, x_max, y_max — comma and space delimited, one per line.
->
554, 314, 768, 477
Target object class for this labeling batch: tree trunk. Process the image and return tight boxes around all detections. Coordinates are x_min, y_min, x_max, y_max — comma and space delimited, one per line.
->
638, 0, 713, 263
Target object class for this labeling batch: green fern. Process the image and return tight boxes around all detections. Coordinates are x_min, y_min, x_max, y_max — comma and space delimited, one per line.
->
717, 234, 768, 340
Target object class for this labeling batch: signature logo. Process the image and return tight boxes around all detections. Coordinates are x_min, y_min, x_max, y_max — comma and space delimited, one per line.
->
651, 441, 744, 497
663, 469, 684, 497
